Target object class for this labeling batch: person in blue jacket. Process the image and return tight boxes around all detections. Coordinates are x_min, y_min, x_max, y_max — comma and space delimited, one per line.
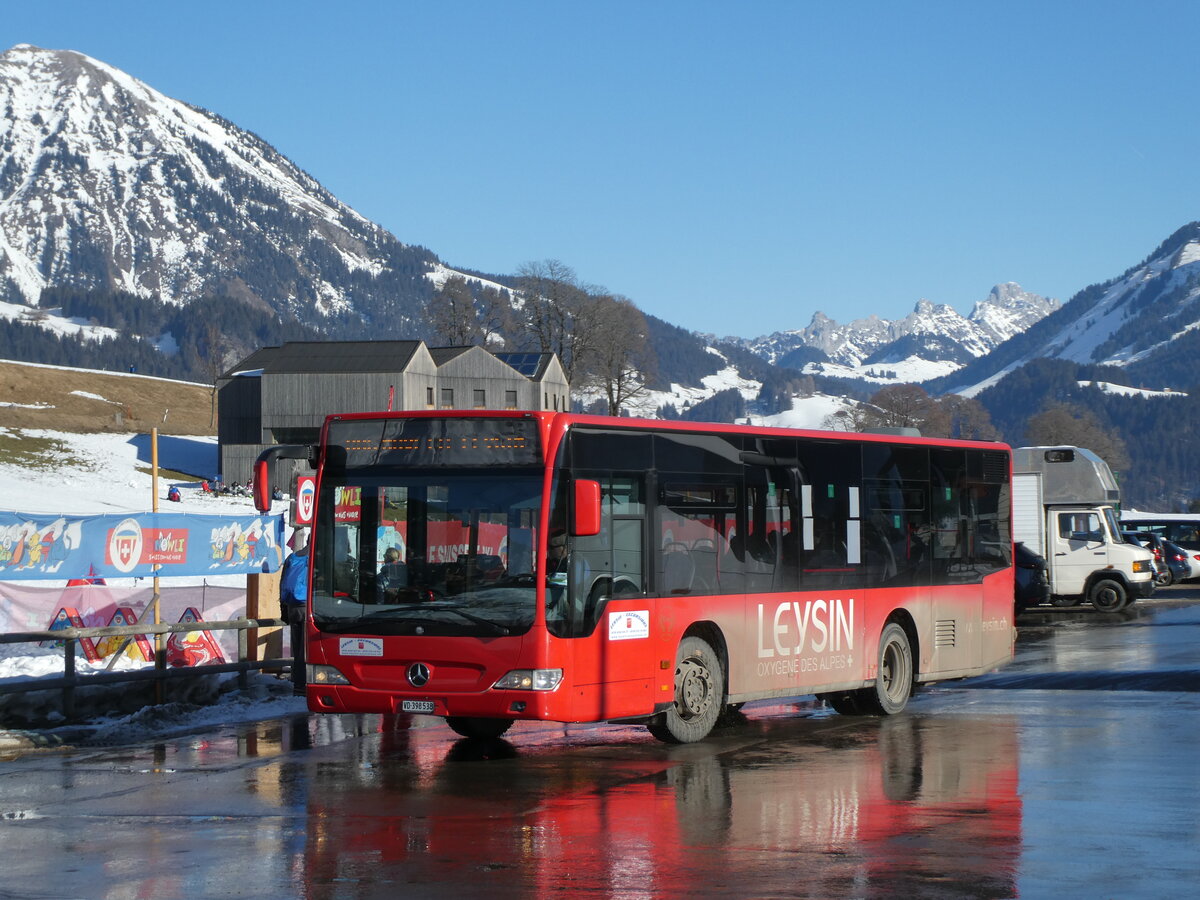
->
280, 528, 310, 694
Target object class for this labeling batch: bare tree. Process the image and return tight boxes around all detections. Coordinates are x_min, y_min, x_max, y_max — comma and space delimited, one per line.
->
516, 259, 598, 383
1025, 403, 1130, 471
864, 384, 950, 435
476, 285, 514, 349
201, 321, 229, 428
583, 294, 656, 415
822, 384, 965, 436
939, 394, 1001, 441
822, 402, 874, 432
426, 275, 481, 346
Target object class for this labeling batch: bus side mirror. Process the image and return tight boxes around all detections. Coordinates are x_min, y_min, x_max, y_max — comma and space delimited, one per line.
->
253, 457, 272, 513
252, 444, 315, 514
573, 480, 602, 537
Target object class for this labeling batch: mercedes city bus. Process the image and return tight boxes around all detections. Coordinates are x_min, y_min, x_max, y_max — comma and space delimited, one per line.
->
255, 411, 1015, 743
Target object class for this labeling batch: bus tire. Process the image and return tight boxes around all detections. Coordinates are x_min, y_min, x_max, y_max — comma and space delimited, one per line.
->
840, 623, 914, 716
446, 717, 515, 739
1089, 578, 1128, 613
646, 636, 724, 744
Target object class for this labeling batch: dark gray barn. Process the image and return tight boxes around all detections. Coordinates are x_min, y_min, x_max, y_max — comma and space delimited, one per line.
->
216, 341, 569, 485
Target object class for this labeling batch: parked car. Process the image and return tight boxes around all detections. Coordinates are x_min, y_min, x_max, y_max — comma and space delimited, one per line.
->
1014, 541, 1051, 610
1162, 540, 1200, 583
1123, 532, 1177, 585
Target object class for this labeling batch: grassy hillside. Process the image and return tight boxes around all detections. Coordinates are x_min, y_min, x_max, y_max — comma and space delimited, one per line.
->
0, 360, 217, 436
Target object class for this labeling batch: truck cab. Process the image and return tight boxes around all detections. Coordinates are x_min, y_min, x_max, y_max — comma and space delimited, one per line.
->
1012, 447, 1155, 612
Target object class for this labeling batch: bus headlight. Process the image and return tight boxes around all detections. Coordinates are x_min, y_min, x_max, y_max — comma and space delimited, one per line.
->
308, 664, 351, 685
493, 669, 563, 691
1132, 560, 1152, 574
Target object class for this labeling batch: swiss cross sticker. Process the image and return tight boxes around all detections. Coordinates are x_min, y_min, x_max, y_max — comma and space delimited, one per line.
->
295, 476, 316, 525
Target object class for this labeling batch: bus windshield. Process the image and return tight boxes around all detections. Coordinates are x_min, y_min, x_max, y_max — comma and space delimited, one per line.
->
310, 471, 543, 637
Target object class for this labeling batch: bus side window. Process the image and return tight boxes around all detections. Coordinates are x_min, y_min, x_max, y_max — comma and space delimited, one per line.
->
742, 468, 797, 593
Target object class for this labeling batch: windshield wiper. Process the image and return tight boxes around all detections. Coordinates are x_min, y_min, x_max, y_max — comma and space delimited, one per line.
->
354, 605, 509, 636
432, 606, 511, 635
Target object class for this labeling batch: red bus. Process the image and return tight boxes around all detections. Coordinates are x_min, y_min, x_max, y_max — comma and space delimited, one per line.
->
255, 411, 1015, 743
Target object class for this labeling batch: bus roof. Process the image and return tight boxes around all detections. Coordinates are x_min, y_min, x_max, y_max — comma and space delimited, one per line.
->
320, 409, 1012, 454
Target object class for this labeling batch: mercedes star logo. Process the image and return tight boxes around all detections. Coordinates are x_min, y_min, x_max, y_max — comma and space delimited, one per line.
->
407, 662, 431, 687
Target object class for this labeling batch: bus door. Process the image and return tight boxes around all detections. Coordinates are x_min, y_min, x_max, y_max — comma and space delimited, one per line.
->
553, 474, 652, 720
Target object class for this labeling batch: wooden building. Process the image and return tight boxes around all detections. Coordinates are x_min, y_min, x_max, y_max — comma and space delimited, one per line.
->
216, 341, 569, 485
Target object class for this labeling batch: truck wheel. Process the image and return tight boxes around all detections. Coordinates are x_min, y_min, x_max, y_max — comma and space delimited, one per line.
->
446, 717, 514, 739
646, 636, 724, 744
1089, 578, 1129, 613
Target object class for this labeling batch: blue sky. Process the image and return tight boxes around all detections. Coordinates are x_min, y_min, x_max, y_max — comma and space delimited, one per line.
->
5, 1, 1200, 337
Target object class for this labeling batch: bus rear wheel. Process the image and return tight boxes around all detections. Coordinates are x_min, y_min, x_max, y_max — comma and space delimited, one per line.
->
646, 636, 724, 744
824, 623, 913, 716
446, 716, 514, 739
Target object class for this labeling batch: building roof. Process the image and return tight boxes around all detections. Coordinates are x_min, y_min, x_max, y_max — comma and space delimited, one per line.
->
221, 340, 564, 382
222, 341, 424, 376
427, 345, 474, 366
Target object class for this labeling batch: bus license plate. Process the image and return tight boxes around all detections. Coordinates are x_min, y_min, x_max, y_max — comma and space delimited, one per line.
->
402, 700, 436, 713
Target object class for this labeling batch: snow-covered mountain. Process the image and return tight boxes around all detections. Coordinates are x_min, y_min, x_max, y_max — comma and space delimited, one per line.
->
0, 43, 436, 330
735, 283, 1059, 383
934, 223, 1200, 397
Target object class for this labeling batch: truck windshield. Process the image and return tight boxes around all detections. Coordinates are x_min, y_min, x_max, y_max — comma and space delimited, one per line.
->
1103, 507, 1123, 542
310, 472, 543, 637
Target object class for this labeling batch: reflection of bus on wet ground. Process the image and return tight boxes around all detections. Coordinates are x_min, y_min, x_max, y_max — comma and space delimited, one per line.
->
300, 712, 1021, 898
256, 411, 1016, 744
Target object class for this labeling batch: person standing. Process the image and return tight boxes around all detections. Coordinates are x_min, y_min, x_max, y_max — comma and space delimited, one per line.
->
280, 528, 310, 695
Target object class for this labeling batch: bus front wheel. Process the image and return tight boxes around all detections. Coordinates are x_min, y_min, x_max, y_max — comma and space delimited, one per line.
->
646, 636, 724, 744
446, 716, 514, 739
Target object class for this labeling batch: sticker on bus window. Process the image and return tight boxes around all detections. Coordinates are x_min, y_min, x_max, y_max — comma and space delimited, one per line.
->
339, 637, 384, 657
608, 610, 650, 641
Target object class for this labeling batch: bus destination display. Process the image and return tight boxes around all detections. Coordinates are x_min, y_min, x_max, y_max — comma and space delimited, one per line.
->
326, 416, 542, 469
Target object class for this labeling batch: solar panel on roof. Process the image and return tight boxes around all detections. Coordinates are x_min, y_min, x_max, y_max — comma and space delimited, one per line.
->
497, 353, 541, 375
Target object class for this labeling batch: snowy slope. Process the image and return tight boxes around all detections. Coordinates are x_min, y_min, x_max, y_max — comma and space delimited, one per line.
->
0, 44, 435, 327
937, 223, 1200, 397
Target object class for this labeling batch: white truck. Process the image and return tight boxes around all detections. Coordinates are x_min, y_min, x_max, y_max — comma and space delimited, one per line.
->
1012, 446, 1155, 612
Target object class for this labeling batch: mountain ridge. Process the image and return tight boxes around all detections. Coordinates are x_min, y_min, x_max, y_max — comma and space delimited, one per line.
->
0, 43, 436, 332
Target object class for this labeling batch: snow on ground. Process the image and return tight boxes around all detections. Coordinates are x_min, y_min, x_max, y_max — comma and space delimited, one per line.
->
626, 352, 763, 418
1078, 381, 1188, 399
748, 393, 859, 430
802, 355, 961, 385
0, 427, 273, 518
0, 299, 120, 342
0, 428, 299, 733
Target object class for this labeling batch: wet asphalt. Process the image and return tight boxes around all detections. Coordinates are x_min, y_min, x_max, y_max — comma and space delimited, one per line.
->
0, 590, 1198, 899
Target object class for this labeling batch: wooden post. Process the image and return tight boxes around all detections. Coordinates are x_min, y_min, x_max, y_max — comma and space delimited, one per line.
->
151, 427, 163, 703
245, 571, 283, 662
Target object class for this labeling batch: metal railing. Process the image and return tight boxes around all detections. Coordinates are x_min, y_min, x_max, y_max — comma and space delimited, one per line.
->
0, 617, 289, 723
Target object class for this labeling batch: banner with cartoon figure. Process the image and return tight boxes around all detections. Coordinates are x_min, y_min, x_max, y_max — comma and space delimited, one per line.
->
0, 512, 286, 580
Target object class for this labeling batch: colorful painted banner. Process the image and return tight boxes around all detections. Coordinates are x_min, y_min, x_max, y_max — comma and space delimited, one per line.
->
0, 511, 286, 581
0, 583, 247, 660
165, 608, 226, 667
